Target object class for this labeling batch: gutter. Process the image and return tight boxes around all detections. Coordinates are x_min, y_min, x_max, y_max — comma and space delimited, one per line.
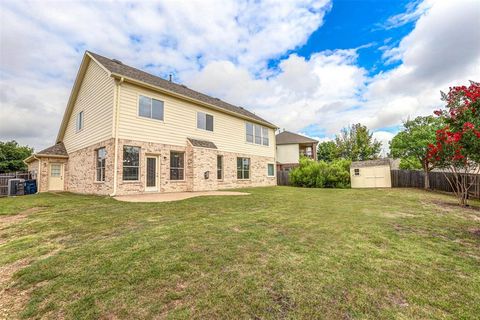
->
110, 76, 124, 197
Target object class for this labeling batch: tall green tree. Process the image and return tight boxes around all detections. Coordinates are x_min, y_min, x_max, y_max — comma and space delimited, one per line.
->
317, 141, 338, 162
390, 116, 443, 189
0, 140, 33, 173
335, 123, 382, 161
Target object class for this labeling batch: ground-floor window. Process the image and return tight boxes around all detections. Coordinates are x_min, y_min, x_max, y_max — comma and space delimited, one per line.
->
217, 155, 223, 180
96, 147, 106, 182
267, 163, 275, 177
237, 157, 250, 179
170, 151, 185, 180
123, 146, 140, 181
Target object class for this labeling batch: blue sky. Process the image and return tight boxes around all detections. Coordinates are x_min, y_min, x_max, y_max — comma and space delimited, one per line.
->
1, 0, 479, 152
275, 0, 414, 74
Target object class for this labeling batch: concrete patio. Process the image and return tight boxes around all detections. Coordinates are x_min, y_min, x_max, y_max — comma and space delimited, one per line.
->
114, 191, 249, 203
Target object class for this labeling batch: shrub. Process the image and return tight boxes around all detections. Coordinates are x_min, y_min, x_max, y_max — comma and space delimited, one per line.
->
290, 157, 351, 188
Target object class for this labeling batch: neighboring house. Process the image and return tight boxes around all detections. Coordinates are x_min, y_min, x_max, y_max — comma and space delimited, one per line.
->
275, 131, 318, 171
350, 159, 392, 188
25, 51, 278, 195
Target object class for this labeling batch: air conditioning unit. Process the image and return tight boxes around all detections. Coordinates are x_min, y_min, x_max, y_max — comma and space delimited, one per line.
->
8, 179, 25, 196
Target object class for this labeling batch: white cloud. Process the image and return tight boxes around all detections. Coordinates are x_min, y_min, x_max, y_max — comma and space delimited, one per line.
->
0, 0, 331, 151
372, 131, 395, 157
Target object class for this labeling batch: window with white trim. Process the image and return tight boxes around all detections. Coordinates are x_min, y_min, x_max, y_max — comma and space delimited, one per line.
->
267, 164, 275, 177
123, 146, 140, 181
170, 151, 185, 180
139, 95, 164, 120
197, 112, 214, 131
237, 157, 250, 179
96, 148, 106, 182
76, 111, 84, 131
217, 155, 223, 180
246, 122, 269, 146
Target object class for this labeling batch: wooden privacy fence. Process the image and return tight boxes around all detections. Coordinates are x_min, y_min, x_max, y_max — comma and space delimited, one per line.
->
277, 171, 291, 186
0, 172, 32, 196
391, 170, 480, 199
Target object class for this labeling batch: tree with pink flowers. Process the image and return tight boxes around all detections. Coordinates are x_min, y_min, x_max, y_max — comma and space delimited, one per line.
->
427, 81, 480, 206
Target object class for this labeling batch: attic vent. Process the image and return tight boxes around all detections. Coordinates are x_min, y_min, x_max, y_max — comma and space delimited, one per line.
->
112, 59, 123, 65
214, 98, 221, 101
181, 84, 187, 88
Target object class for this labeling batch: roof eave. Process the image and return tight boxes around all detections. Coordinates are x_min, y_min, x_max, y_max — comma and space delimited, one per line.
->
110, 73, 278, 129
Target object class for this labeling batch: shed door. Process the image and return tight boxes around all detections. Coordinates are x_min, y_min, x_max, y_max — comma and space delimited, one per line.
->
48, 163, 64, 191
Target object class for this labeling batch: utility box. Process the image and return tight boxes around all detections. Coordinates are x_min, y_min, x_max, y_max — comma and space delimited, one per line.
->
8, 179, 25, 196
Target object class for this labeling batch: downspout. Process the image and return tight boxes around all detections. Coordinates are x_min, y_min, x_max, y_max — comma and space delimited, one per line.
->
110, 76, 124, 197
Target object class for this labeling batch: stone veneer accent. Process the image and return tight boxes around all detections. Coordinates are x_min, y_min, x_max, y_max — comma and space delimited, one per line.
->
31, 138, 276, 195
65, 138, 115, 195
115, 138, 276, 195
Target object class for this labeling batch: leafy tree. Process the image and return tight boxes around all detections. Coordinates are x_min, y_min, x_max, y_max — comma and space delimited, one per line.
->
290, 157, 351, 188
335, 123, 381, 161
427, 81, 480, 206
399, 156, 422, 170
317, 141, 338, 162
0, 140, 33, 173
390, 116, 444, 189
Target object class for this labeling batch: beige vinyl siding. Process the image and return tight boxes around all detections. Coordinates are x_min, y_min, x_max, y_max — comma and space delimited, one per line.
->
63, 59, 114, 153
276, 144, 300, 164
117, 82, 275, 158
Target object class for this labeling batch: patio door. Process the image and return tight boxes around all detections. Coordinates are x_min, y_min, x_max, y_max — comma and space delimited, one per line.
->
48, 163, 64, 191
145, 156, 158, 192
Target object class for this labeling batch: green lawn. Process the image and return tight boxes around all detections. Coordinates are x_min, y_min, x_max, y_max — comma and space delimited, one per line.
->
1, 187, 479, 319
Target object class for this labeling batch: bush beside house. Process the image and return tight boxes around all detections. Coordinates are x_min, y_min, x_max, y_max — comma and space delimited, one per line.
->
290, 157, 351, 188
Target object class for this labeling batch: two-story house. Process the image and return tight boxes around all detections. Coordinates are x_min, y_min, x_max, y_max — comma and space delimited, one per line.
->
24, 51, 277, 195
276, 130, 318, 171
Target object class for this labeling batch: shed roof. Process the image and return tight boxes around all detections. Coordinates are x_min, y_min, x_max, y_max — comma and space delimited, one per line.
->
350, 159, 391, 168
88, 52, 275, 128
275, 131, 318, 145
187, 138, 217, 149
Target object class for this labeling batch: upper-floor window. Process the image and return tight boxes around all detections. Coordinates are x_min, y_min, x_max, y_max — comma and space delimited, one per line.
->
123, 146, 140, 181
139, 95, 164, 121
197, 112, 213, 131
246, 122, 269, 146
76, 111, 84, 131
96, 147, 106, 182
354, 168, 360, 176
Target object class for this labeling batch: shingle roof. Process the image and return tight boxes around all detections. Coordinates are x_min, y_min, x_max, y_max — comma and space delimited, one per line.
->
275, 131, 318, 145
37, 142, 68, 157
350, 159, 391, 168
88, 51, 275, 128
187, 138, 217, 149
